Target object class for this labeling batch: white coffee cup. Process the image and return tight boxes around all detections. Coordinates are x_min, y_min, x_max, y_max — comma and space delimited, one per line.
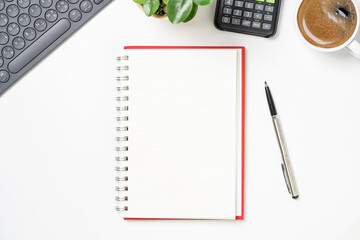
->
295, 0, 360, 58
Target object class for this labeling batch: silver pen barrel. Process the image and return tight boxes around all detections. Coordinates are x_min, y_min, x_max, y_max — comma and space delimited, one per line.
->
272, 116, 299, 199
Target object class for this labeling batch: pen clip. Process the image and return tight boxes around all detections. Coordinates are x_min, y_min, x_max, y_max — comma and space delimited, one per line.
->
281, 163, 291, 194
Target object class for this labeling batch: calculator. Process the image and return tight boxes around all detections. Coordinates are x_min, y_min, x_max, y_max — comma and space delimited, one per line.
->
214, 0, 281, 38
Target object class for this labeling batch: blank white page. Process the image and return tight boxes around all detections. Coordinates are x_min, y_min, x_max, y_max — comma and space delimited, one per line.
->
118, 49, 241, 219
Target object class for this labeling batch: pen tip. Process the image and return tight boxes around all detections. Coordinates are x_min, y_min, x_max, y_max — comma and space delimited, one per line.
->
264, 81, 268, 87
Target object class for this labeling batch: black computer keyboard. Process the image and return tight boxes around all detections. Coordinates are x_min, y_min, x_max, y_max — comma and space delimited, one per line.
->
0, 0, 112, 96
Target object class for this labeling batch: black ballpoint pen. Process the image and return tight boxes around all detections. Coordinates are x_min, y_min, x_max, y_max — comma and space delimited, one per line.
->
265, 82, 299, 199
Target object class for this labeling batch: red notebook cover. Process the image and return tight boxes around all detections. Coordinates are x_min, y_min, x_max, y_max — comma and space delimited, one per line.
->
122, 46, 245, 220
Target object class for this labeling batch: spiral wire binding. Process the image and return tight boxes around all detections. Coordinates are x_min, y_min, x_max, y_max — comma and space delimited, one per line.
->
115, 55, 129, 212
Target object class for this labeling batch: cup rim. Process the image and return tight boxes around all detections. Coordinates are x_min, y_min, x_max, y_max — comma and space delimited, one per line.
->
295, 0, 360, 52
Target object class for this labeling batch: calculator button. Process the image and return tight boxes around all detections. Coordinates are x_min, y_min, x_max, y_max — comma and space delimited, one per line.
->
264, 14, 273, 21
266, 0, 275, 3
234, 0, 243, 7
29, 4, 42, 17
0, 32, 9, 45
18, 0, 30, 8
254, 13, 262, 19
252, 21, 261, 28
80, 0, 93, 13
224, 0, 233, 6
69, 9, 82, 22
45, 9, 58, 22
0, 0, 4, 10
256, 0, 264, 2
255, 4, 264, 10
2, 46, 15, 59
243, 11, 252, 18
56, 0, 69, 13
94, 0, 103, 3
233, 9, 242, 16
0, 57, 3, 67
68, 0, 79, 3
0, 70, 10, 83
232, 18, 241, 25
262, 22, 271, 30
242, 19, 251, 27
265, 5, 274, 12
23, 27, 36, 40
244, 2, 254, 9
0, 14, 8, 27
7, 4, 20, 17
40, 0, 53, 8
222, 16, 230, 23
12, 36, 25, 50
34, 18, 47, 31
18, 13, 31, 27
223, 7, 232, 14
7, 23, 20, 36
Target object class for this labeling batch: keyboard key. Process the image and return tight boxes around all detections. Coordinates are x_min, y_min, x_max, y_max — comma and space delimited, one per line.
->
244, 2, 254, 9
69, 9, 82, 22
233, 9, 242, 16
17, 0, 30, 8
0, 57, 3, 67
7, 23, 20, 36
12, 36, 25, 50
9, 19, 71, 74
0, 14, 8, 27
23, 27, 36, 40
252, 21, 261, 28
266, 0, 275, 3
243, 11, 252, 18
80, 0, 92, 13
0, 0, 4, 10
254, 13, 262, 19
231, 18, 241, 25
255, 4, 264, 10
222, 16, 230, 23
264, 14, 273, 21
265, 5, 274, 12
224, 0, 233, 6
0, 32, 9, 45
29, 4, 42, 17
262, 22, 271, 30
2, 46, 15, 59
223, 7, 232, 14
56, 0, 69, 12
18, 13, 31, 27
0, 70, 10, 83
40, 0, 52, 8
242, 19, 251, 27
234, 0, 243, 7
7, 4, 20, 17
34, 18, 47, 31
45, 9, 58, 22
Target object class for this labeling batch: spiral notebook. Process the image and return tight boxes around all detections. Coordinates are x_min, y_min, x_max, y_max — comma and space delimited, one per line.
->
115, 46, 245, 220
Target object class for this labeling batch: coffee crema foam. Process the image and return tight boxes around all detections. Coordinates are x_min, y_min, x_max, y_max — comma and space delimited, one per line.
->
297, 0, 357, 48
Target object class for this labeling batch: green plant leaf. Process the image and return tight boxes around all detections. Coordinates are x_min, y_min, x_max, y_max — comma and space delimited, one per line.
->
167, 0, 193, 24
193, 0, 213, 5
133, 0, 145, 4
163, 0, 169, 4
183, 3, 198, 22
143, 0, 160, 16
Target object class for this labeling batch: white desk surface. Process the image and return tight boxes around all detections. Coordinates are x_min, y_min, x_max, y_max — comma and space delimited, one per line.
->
1, 0, 360, 239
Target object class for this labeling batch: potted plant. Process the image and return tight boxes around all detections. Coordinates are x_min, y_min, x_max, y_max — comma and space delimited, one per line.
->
133, 0, 213, 24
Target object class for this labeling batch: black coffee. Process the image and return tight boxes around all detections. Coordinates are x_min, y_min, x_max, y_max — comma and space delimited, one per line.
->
297, 0, 357, 48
